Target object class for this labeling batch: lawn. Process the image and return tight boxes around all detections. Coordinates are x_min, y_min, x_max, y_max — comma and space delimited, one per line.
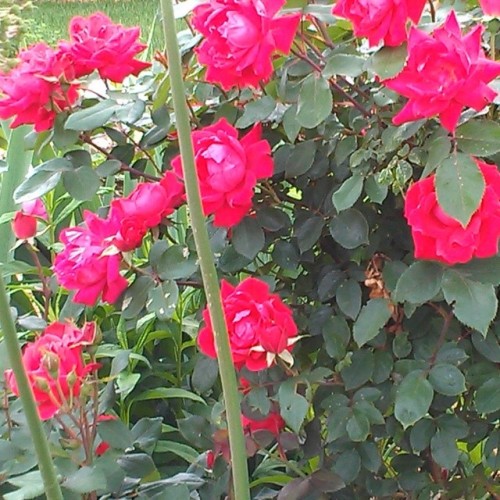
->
24, 0, 166, 52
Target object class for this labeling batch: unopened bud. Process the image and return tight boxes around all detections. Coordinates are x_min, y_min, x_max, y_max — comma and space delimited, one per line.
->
33, 376, 50, 393
66, 370, 79, 389
41, 351, 60, 378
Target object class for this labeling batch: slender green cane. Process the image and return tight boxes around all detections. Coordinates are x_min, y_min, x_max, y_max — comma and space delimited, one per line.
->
0, 275, 63, 499
0, 125, 32, 264
158, 2, 251, 498
0, 124, 63, 499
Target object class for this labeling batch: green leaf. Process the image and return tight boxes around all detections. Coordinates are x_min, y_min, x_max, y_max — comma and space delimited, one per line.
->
453, 257, 500, 285
346, 412, 370, 442
122, 276, 154, 319
430, 431, 459, 470
429, 363, 466, 396
157, 245, 198, 280
232, 216, 265, 260
332, 175, 364, 212
297, 74, 332, 129
370, 44, 407, 79
278, 381, 309, 433
394, 261, 443, 304
322, 316, 350, 360
97, 419, 134, 450
294, 215, 324, 253
323, 53, 365, 78
424, 133, 452, 176
332, 449, 361, 484
192, 356, 219, 394
133, 387, 206, 405
62, 165, 100, 201
484, 432, 500, 470
62, 466, 107, 493
394, 371, 434, 428
117, 453, 156, 478
442, 270, 498, 336
285, 140, 317, 178
475, 375, 500, 414
6, 471, 44, 500
410, 418, 435, 453
329, 208, 369, 249
131, 417, 163, 453
235, 96, 276, 128
435, 153, 485, 227
154, 440, 199, 462
341, 349, 374, 390
456, 120, 500, 156
336, 279, 362, 320
146, 280, 179, 320
364, 175, 388, 204
13, 157, 73, 203
282, 104, 301, 142
471, 331, 500, 363
65, 99, 121, 130
353, 298, 392, 347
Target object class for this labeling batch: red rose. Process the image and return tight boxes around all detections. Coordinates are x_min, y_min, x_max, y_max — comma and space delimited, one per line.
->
5, 333, 94, 420
192, 0, 300, 89
332, 0, 426, 47
43, 321, 96, 348
480, 0, 500, 16
384, 11, 500, 132
60, 12, 150, 83
109, 175, 185, 252
54, 211, 128, 306
242, 410, 285, 436
0, 43, 79, 131
198, 277, 299, 371
12, 199, 47, 240
172, 119, 273, 228
404, 159, 500, 265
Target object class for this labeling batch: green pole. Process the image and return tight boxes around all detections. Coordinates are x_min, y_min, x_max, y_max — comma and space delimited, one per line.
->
158, 2, 251, 498
0, 123, 63, 499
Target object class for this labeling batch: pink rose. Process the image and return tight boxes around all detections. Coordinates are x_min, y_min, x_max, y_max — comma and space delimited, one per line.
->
384, 11, 500, 132
11, 199, 47, 240
480, 0, 500, 16
242, 410, 286, 436
60, 12, 150, 82
172, 119, 273, 228
192, 0, 300, 89
5, 333, 94, 420
198, 277, 299, 371
109, 174, 185, 251
43, 321, 96, 348
0, 43, 79, 131
54, 211, 128, 306
332, 0, 426, 47
404, 160, 500, 265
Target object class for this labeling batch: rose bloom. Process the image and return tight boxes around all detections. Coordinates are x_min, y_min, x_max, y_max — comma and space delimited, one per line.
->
192, 0, 300, 89
242, 410, 285, 436
54, 211, 128, 306
59, 12, 150, 82
384, 11, 500, 132
5, 333, 95, 420
43, 321, 96, 348
405, 160, 500, 265
198, 277, 299, 371
109, 173, 185, 252
172, 118, 273, 228
0, 43, 79, 132
480, 0, 500, 16
12, 199, 47, 240
332, 0, 426, 47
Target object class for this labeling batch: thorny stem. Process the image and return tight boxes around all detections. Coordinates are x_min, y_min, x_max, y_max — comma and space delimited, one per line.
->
159, 1, 251, 498
427, 304, 453, 370
81, 134, 161, 182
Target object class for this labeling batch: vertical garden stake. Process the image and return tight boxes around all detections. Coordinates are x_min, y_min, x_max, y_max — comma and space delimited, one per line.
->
159, 2, 251, 498
0, 125, 63, 499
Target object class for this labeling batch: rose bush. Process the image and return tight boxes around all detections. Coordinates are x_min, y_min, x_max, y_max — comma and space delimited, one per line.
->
0, 1, 499, 498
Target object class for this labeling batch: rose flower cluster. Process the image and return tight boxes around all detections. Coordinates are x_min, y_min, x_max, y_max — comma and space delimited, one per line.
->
0, 12, 150, 131
5, 321, 99, 420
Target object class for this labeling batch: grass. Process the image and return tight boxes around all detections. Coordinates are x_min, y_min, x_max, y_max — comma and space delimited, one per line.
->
24, 0, 166, 52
